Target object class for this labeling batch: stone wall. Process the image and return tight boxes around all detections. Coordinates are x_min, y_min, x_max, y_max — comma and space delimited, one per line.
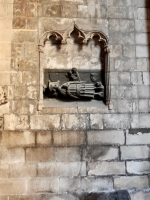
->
0, 0, 150, 199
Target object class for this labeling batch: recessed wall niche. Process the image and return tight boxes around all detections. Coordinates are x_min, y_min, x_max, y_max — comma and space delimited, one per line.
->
38, 23, 111, 110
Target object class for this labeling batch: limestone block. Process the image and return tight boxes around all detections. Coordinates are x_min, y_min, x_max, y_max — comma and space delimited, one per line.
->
38, 162, 86, 177
135, 20, 150, 33
103, 114, 131, 129
59, 177, 80, 193
87, 130, 125, 145
123, 46, 135, 58
61, 2, 78, 18
113, 100, 132, 113
0, 103, 9, 115
136, 46, 149, 58
84, 146, 119, 161
27, 17, 37, 30
62, 114, 89, 130
27, 86, 38, 99
10, 72, 22, 85
53, 131, 85, 146
88, 162, 125, 175
143, 72, 150, 85
42, 3, 61, 17
110, 45, 122, 58
127, 130, 150, 145
0, 73, 10, 85
139, 99, 149, 112
22, 71, 38, 85
109, 19, 134, 32
80, 177, 113, 193
0, 117, 3, 130
78, 5, 88, 18
27, 178, 59, 193
4, 114, 29, 130
138, 86, 150, 98
137, 8, 147, 20
136, 33, 149, 45
127, 161, 150, 174
137, 72, 143, 85
37, 131, 52, 147
139, 114, 150, 128
131, 72, 138, 85
0, 179, 26, 195
13, 31, 37, 43
130, 191, 150, 200
110, 72, 119, 85
118, 72, 131, 85
56, 147, 81, 161
90, 114, 103, 129
108, 6, 134, 19
121, 146, 150, 160
11, 100, 28, 114
13, 3, 26, 16
108, 0, 133, 6
110, 32, 134, 45
26, 148, 56, 162
134, 0, 149, 7
114, 58, 136, 71
0, 4, 7, 17
0, 58, 11, 71
10, 163, 36, 178
0, 148, 25, 164
0, 164, 9, 178
30, 115, 60, 130
114, 176, 149, 190
131, 114, 139, 129
14, 86, 27, 99
18, 58, 37, 71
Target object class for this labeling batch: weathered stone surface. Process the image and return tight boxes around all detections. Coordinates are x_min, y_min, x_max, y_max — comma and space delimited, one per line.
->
88, 162, 125, 175
59, 177, 80, 193
114, 176, 149, 190
127, 161, 150, 174
0, 179, 26, 195
61, 114, 89, 130
56, 147, 81, 161
30, 115, 60, 130
139, 99, 149, 112
80, 177, 113, 193
10, 163, 36, 178
135, 20, 150, 33
36, 131, 52, 147
4, 114, 29, 130
84, 146, 119, 161
26, 148, 56, 162
114, 58, 136, 71
27, 178, 59, 194
88, 130, 125, 145
108, 6, 134, 19
0, 164, 9, 178
130, 191, 150, 200
139, 114, 150, 128
38, 162, 86, 177
138, 86, 150, 98
123, 45, 135, 58
0, 148, 25, 164
90, 114, 103, 129
136, 46, 149, 58
103, 114, 131, 129
1, 131, 35, 148
121, 146, 150, 160
53, 130, 85, 146
126, 129, 150, 145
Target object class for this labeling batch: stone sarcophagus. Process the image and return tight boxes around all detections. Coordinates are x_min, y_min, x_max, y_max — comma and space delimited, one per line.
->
38, 23, 111, 110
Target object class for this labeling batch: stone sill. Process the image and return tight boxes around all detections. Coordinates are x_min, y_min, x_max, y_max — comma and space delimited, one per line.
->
42, 99, 111, 114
